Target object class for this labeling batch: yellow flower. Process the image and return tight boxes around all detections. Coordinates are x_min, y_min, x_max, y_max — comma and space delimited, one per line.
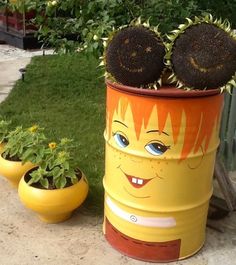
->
28, 125, 38, 133
48, 142, 57, 149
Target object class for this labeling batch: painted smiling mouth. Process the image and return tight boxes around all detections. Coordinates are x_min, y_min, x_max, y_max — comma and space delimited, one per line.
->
124, 173, 153, 189
117, 165, 157, 189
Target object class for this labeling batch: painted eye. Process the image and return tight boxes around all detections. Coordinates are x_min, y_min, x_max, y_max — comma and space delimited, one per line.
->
145, 141, 169, 156
113, 132, 129, 148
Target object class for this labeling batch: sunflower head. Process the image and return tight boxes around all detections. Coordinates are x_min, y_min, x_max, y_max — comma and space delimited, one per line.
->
166, 15, 236, 92
102, 18, 165, 88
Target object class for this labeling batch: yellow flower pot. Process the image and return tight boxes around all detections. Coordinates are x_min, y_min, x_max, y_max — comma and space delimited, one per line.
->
18, 171, 89, 223
0, 154, 35, 187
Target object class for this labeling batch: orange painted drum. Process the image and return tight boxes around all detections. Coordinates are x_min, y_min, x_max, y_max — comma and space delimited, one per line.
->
103, 80, 224, 262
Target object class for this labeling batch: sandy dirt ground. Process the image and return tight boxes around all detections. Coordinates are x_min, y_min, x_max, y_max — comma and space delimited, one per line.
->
0, 176, 236, 265
0, 44, 236, 265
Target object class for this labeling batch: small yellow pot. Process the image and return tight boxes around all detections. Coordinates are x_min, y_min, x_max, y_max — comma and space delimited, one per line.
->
18, 171, 89, 223
0, 154, 35, 187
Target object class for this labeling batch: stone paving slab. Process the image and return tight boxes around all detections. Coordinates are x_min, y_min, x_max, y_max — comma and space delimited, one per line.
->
0, 57, 31, 102
0, 44, 53, 62
0, 57, 31, 87
0, 44, 53, 103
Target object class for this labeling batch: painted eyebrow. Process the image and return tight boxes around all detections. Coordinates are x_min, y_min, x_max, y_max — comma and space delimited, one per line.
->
113, 120, 128, 128
146, 129, 169, 136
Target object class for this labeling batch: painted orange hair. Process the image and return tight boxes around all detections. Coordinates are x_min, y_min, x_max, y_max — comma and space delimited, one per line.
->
106, 85, 223, 160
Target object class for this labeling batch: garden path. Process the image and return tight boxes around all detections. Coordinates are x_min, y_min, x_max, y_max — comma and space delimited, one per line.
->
0, 45, 53, 103
0, 44, 236, 265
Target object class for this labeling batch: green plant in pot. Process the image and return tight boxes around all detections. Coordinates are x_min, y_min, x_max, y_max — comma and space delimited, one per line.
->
0, 125, 45, 187
18, 138, 89, 223
0, 118, 11, 153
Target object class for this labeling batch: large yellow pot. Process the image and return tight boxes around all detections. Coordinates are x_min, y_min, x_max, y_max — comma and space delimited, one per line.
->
18, 170, 89, 223
0, 154, 35, 187
103, 80, 224, 262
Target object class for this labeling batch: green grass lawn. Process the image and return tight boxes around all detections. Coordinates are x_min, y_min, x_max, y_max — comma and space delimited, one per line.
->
0, 53, 106, 214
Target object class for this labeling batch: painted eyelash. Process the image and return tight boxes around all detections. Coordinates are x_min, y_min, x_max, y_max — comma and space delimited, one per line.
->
147, 140, 170, 148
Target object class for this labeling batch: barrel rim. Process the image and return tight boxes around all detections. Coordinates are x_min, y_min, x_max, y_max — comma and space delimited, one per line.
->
106, 79, 221, 98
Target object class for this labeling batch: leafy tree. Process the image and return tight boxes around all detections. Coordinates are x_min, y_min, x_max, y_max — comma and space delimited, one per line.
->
6, 0, 236, 57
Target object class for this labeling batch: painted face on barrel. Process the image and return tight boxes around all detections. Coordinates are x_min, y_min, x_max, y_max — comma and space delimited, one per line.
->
110, 106, 172, 200
107, 107, 192, 205
106, 103, 214, 208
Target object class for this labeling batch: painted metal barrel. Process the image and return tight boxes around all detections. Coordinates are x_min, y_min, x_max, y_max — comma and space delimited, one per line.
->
103, 80, 224, 262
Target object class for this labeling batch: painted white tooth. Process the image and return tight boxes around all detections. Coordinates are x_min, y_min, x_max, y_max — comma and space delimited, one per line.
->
132, 178, 137, 184
137, 179, 143, 185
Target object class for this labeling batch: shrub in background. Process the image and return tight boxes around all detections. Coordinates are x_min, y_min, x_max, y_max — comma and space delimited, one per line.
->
6, 0, 236, 57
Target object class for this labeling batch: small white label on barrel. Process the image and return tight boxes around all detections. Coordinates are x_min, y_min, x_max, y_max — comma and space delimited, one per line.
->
106, 196, 176, 228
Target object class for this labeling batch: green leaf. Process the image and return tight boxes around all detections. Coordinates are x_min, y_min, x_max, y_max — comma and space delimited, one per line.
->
40, 178, 49, 189
93, 42, 99, 49
52, 166, 63, 179
30, 171, 42, 183
70, 173, 78, 185
21, 148, 34, 161
55, 176, 67, 189
64, 161, 69, 170
27, 178, 35, 186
